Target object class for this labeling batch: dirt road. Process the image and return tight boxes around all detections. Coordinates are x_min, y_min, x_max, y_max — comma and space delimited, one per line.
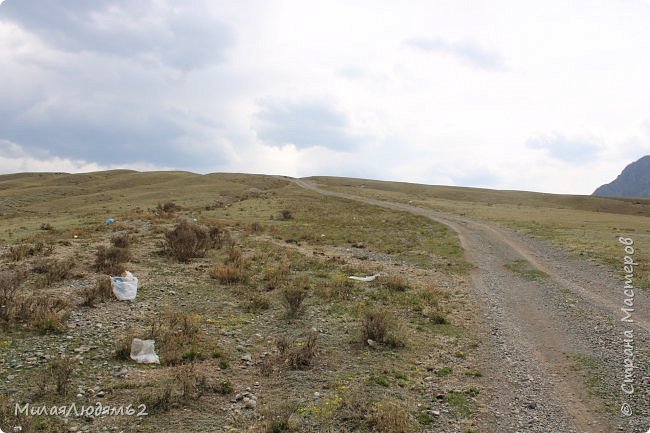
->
289, 177, 650, 433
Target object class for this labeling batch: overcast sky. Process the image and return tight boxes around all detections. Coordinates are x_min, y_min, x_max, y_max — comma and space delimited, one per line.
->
1, 0, 649, 194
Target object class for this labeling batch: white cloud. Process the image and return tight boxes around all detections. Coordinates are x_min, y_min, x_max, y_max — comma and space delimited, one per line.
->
1, 0, 650, 194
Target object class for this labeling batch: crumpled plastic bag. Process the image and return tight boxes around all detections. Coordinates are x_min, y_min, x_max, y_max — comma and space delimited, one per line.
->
348, 274, 380, 282
111, 271, 138, 301
130, 338, 160, 364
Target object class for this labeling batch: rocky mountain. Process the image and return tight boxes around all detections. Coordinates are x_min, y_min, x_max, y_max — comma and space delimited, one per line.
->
593, 155, 650, 198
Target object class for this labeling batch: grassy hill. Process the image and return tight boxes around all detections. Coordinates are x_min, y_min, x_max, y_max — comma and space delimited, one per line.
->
0, 170, 647, 432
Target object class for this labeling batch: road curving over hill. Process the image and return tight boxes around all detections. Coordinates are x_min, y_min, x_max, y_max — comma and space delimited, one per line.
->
288, 177, 650, 433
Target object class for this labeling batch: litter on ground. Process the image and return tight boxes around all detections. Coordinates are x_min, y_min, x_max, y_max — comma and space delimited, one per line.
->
348, 274, 380, 282
130, 338, 160, 364
111, 271, 138, 301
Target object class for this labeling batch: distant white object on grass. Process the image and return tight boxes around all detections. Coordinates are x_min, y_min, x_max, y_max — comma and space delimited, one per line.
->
348, 274, 380, 282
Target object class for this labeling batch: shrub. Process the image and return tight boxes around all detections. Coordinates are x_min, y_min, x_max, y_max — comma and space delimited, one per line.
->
282, 277, 308, 317
246, 293, 271, 312
44, 357, 74, 396
147, 310, 203, 366
361, 308, 404, 348
8, 243, 30, 261
250, 222, 264, 233
165, 220, 210, 262
110, 233, 130, 248
94, 246, 129, 275
279, 209, 293, 220
0, 269, 25, 321
208, 226, 231, 249
156, 201, 181, 216
383, 275, 410, 292
33, 259, 75, 287
217, 380, 234, 395
9, 293, 68, 333
81, 275, 113, 307
287, 333, 318, 370
262, 263, 290, 291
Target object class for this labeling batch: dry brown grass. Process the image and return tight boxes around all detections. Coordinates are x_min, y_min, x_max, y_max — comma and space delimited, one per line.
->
110, 232, 131, 248
81, 275, 113, 307
8, 243, 30, 261
361, 308, 405, 348
282, 277, 309, 317
210, 263, 247, 284
286, 333, 318, 370
262, 262, 290, 291
369, 401, 412, 433
146, 310, 211, 366
0, 269, 25, 321
33, 258, 75, 287
94, 245, 130, 275
382, 275, 410, 292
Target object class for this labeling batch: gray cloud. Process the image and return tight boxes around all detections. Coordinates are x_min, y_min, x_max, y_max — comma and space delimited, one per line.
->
254, 100, 360, 151
526, 134, 602, 162
0, 0, 233, 70
405, 37, 505, 70
0, 0, 239, 171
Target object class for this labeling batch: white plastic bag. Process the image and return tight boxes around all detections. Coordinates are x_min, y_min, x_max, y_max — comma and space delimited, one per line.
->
130, 338, 160, 364
348, 274, 380, 282
111, 271, 138, 301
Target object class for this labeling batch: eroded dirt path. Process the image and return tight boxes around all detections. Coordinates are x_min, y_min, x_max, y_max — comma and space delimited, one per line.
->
289, 178, 650, 433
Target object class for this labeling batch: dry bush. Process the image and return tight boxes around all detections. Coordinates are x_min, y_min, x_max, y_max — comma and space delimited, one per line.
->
369, 401, 411, 433
0, 269, 25, 321
156, 201, 181, 217
81, 275, 113, 307
165, 220, 210, 262
319, 277, 354, 300
282, 277, 309, 317
286, 333, 318, 370
278, 209, 293, 220
22, 296, 69, 334
208, 226, 231, 249
361, 308, 404, 348
113, 327, 138, 360
226, 246, 245, 266
8, 243, 30, 261
276, 335, 291, 354
246, 292, 271, 312
34, 258, 75, 287
147, 310, 206, 366
262, 263, 290, 291
43, 357, 75, 396
30, 241, 54, 256
110, 233, 131, 248
249, 222, 264, 233
333, 387, 373, 429
39, 222, 54, 231
382, 275, 410, 292
94, 246, 130, 275
140, 365, 212, 414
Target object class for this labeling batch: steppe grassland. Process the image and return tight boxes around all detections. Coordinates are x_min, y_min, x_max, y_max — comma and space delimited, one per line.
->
310, 176, 650, 290
0, 171, 481, 432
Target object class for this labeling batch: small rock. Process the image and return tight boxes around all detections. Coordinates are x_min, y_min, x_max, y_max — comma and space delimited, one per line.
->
241, 354, 252, 362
